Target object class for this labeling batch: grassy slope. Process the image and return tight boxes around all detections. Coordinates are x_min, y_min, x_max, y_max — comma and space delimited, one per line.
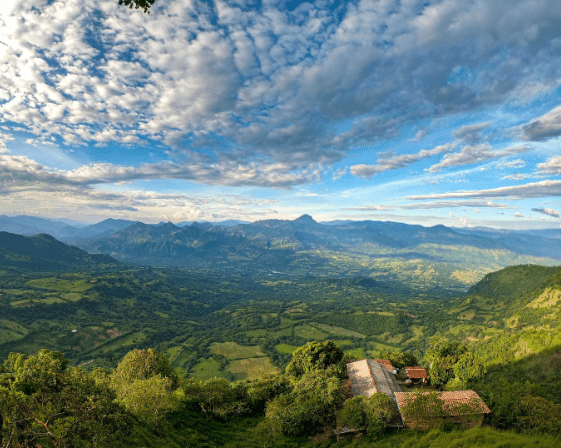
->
133, 415, 561, 448
441, 265, 561, 365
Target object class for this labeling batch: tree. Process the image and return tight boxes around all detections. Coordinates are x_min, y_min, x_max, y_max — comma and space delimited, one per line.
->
113, 348, 178, 388
112, 348, 180, 427
400, 391, 446, 428
483, 380, 561, 434
183, 377, 250, 418
1, 350, 131, 448
266, 370, 342, 436
426, 341, 473, 388
337, 396, 366, 430
285, 340, 344, 378
453, 352, 486, 384
118, 0, 157, 13
365, 393, 393, 434
117, 375, 181, 428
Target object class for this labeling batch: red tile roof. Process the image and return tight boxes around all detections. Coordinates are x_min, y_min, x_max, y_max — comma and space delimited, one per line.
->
405, 367, 427, 379
394, 390, 491, 417
375, 359, 394, 372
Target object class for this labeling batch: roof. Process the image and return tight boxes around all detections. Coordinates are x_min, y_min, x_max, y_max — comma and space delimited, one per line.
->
405, 366, 427, 379
375, 359, 394, 372
347, 359, 401, 399
394, 390, 491, 418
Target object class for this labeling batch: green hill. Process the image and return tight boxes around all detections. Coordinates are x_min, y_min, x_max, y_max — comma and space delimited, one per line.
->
0, 232, 118, 270
466, 264, 558, 299
442, 264, 561, 367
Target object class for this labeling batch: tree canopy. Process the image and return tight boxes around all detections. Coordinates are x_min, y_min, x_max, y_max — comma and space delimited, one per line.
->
285, 340, 344, 378
1, 350, 130, 448
111, 348, 180, 427
426, 341, 484, 388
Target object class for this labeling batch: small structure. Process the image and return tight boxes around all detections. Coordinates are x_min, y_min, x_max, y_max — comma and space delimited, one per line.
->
404, 366, 427, 384
333, 426, 365, 441
394, 390, 491, 429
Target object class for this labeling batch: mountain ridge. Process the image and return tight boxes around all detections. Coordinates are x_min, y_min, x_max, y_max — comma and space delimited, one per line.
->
0, 231, 119, 270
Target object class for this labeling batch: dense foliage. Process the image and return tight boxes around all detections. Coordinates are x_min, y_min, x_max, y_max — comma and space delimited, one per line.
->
1, 260, 561, 446
337, 393, 393, 434
285, 340, 344, 378
0, 350, 131, 447
425, 341, 485, 388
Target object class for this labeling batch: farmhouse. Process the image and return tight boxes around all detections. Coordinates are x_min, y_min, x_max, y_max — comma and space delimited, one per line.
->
394, 390, 491, 429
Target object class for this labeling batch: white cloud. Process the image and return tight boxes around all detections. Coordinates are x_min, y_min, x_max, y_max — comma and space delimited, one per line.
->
531, 207, 560, 218
345, 205, 393, 211
407, 180, 561, 200
515, 213, 524, 218
497, 159, 526, 169
409, 129, 429, 142
501, 172, 531, 180
332, 167, 348, 181
351, 143, 454, 179
396, 200, 509, 210
426, 144, 532, 173
536, 156, 561, 175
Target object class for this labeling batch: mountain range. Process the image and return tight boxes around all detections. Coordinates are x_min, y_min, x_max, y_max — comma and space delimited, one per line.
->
0, 214, 559, 287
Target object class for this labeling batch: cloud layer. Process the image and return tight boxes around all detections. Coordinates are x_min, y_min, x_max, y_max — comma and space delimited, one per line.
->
1, 0, 561, 225
3, 0, 561, 166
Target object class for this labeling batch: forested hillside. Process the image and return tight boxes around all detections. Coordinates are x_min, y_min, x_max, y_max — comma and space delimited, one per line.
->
0, 232, 118, 270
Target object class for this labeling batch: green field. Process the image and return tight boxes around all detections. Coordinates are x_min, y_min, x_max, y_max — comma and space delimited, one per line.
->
275, 343, 299, 354
89, 331, 147, 355
227, 357, 280, 381
294, 324, 328, 340
26, 277, 94, 292
189, 357, 227, 380
210, 342, 265, 359
311, 322, 366, 338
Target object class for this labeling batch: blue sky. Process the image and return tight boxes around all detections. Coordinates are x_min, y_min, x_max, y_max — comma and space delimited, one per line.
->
0, 0, 560, 228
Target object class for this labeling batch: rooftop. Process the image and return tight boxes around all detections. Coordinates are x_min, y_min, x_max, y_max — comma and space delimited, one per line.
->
405, 366, 428, 379
394, 390, 491, 417
347, 359, 401, 398
375, 359, 394, 372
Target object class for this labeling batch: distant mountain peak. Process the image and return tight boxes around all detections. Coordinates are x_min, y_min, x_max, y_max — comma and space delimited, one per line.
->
191, 222, 214, 230
159, 221, 178, 228
294, 214, 317, 224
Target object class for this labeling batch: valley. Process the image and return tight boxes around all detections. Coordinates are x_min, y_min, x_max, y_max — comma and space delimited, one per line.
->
1, 218, 561, 446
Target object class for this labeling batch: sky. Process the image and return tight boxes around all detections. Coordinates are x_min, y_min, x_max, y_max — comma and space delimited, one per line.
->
0, 0, 560, 228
